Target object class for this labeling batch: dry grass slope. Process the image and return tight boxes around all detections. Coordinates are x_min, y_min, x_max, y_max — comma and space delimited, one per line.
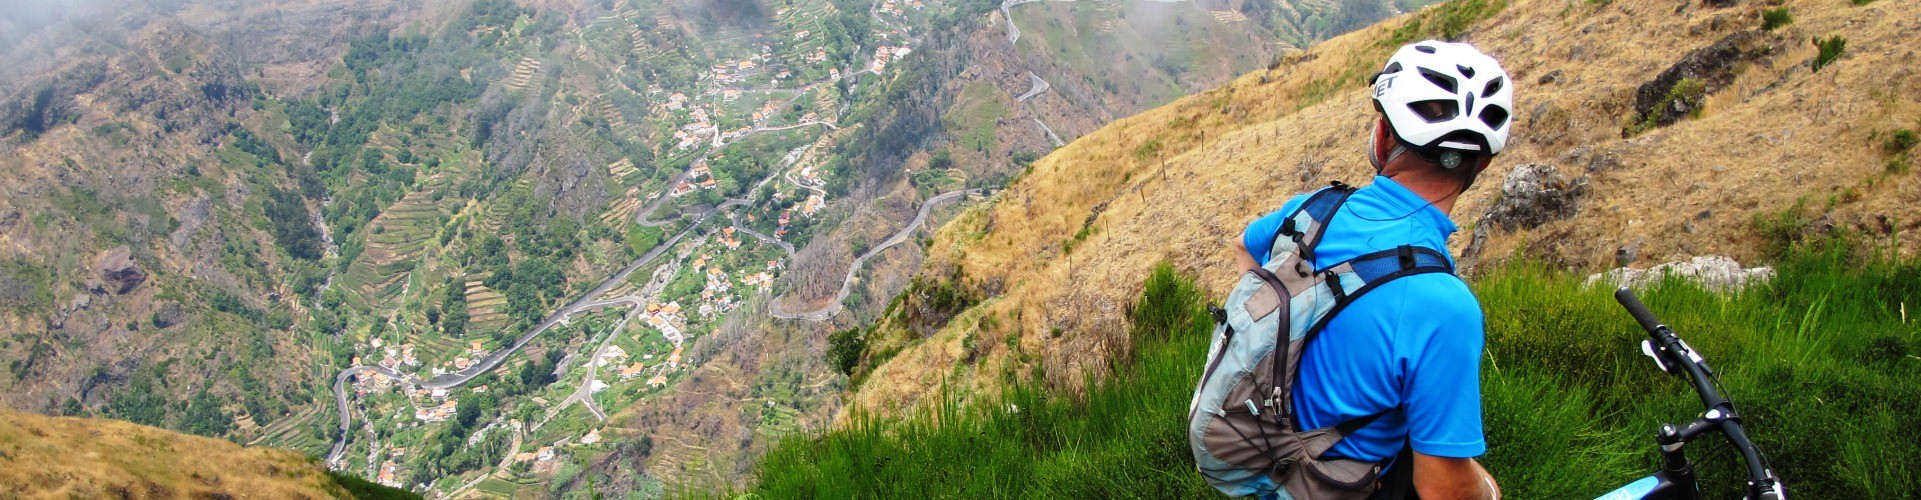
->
852, 0, 1921, 416
0, 409, 350, 498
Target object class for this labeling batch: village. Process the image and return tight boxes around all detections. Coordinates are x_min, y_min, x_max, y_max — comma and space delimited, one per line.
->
334, 0, 944, 492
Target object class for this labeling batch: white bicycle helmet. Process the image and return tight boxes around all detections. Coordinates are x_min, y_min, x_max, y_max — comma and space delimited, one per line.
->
1370, 40, 1513, 167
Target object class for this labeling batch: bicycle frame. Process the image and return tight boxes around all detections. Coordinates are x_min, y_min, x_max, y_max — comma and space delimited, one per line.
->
1595, 288, 1787, 500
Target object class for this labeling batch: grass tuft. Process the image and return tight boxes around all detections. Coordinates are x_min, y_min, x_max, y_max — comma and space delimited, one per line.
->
1812, 36, 1846, 72
1760, 8, 1793, 31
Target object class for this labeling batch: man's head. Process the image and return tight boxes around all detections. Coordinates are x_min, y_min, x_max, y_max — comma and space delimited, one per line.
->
1367, 41, 1512, 190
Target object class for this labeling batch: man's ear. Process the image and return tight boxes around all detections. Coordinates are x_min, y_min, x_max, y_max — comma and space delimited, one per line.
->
1373, 119, 1394, 161
1369, 119, 1394, 172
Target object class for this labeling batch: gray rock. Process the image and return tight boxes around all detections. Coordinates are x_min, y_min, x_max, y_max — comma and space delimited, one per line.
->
1537, 69, 1564, 85
153, 301, 185, 329
1585, 255, 1775, 292
1482, 163, 1592, 232
95, 246, 146, 294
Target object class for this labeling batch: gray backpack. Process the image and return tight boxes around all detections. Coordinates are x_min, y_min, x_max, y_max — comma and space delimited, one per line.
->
1188, 183, 1453, 499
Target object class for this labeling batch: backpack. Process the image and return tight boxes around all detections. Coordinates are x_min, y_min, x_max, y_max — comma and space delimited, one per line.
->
1188, 182, 1455, 499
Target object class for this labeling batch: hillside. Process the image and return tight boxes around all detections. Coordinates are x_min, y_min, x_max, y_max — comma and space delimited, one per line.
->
0, 0, 1439, 495
0, 409, 413, 498
844, 0, 1920, 417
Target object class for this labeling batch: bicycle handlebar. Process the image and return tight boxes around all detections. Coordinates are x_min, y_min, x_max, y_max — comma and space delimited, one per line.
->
1613, 288, 1785, 500
1613, 287, 1665, 335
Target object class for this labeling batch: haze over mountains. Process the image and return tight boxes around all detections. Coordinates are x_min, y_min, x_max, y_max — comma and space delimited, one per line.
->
0, 0, 1430, 495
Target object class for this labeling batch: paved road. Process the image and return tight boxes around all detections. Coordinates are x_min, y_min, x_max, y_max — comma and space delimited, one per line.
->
1034, 118, 1066, 147
556, 299, 645, 421
1015, 72, 1050, 101
768, 189, 980, 320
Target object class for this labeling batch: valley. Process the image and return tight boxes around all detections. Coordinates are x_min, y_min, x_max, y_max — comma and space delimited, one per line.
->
0, 0, 1425, 495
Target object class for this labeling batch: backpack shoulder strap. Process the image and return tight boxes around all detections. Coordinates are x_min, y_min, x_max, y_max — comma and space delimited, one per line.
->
1290, 246, 1455, 460
1271, 181, 1356, 267
1303, 245, 1455, 341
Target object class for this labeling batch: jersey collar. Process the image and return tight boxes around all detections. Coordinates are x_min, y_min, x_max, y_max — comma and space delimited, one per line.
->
1366, 175, 1460, 238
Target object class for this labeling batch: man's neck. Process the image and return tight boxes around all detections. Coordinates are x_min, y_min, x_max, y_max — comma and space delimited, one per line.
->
1383, 169, 1468, 215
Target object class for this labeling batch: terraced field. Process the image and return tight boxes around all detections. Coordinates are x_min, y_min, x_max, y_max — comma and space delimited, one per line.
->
505, 57, 542, 91
466, 278, 511, 334
253, 405, 331, 457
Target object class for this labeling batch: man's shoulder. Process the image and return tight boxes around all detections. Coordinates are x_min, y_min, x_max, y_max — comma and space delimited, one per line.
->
1348, 272, 1481, 321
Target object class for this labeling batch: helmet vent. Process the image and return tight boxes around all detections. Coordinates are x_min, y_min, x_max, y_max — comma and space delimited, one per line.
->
1480, 106, 1509, 129
1419, 68, 1458, 94
1411, 100, 1460, 123
1415, 44, 1437, 54
1457, 64, 1476, 78
1482, 77, 1504, 98
1383, 62, 1403, 74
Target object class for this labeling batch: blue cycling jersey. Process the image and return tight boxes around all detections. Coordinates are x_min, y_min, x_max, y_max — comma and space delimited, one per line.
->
1241, 175, 1487, 461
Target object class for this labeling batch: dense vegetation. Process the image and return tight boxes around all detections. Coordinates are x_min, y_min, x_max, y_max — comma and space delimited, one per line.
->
753, 239, 1921, 497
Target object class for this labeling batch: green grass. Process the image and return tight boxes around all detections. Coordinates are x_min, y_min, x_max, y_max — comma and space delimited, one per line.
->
1813, 35, 1846, 73
1760, 7, 1793, 31
749, 245, 1921, 498
945, 80, 1009, 153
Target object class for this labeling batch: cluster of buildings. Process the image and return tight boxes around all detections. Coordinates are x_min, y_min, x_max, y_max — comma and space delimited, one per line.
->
670, 161, 720, 197
740, 271, 777, 292
414, 399, 458, 422
709, 54, 768, 85
700, 267, 739, 314
619, 361, 650, 381
641, 301, 688, 343
377, 459, 403, 488
513, 445, 557, 464
594, 345, 630, 378
350, 367, 397, 397
370, 337, 419, 370
871, 45, 912, 73
877, 0, 928, 15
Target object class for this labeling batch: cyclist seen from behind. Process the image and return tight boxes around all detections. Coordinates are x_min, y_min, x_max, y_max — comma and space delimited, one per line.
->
1229, 41, 1513, 499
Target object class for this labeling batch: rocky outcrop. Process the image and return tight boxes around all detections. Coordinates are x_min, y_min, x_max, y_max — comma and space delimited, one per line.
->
152, 301, 184, 329
1584, 255, 1775, 292
1483, 163, 1591, 232
1630, 31, 1775, 132
95, 246, 146, 295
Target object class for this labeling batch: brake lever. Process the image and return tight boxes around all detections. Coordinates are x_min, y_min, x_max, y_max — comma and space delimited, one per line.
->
1640, 340, 1673, 375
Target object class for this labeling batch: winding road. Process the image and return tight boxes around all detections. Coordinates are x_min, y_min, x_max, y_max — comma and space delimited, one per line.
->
1014, 72, 1050, 102
768, 189, 979, 320
328, 133, 978, 470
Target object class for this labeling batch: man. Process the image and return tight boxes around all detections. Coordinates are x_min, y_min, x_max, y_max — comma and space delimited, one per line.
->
1230, 41, 1512, 499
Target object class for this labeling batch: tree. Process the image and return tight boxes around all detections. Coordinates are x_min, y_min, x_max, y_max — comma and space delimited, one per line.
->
456, 397, 481, 429
264, 186, 323, 260
180, 389, 233, 437
826, 328, 865, 376
506, 284, 543, 325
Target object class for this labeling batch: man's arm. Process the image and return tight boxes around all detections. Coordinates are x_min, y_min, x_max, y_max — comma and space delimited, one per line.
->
1412, 452, 1499, 500
1231, 233, 1258, 271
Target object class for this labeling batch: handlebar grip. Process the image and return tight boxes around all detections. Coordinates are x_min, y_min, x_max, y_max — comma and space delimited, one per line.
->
1614, 287, 1665, 334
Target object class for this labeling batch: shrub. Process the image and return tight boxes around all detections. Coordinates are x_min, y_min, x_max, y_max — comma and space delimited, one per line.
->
1812, 36, 1846, 72
1760, 8, 1793, 31
1881, 129, 1917, 154
826, 328, 866, 376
